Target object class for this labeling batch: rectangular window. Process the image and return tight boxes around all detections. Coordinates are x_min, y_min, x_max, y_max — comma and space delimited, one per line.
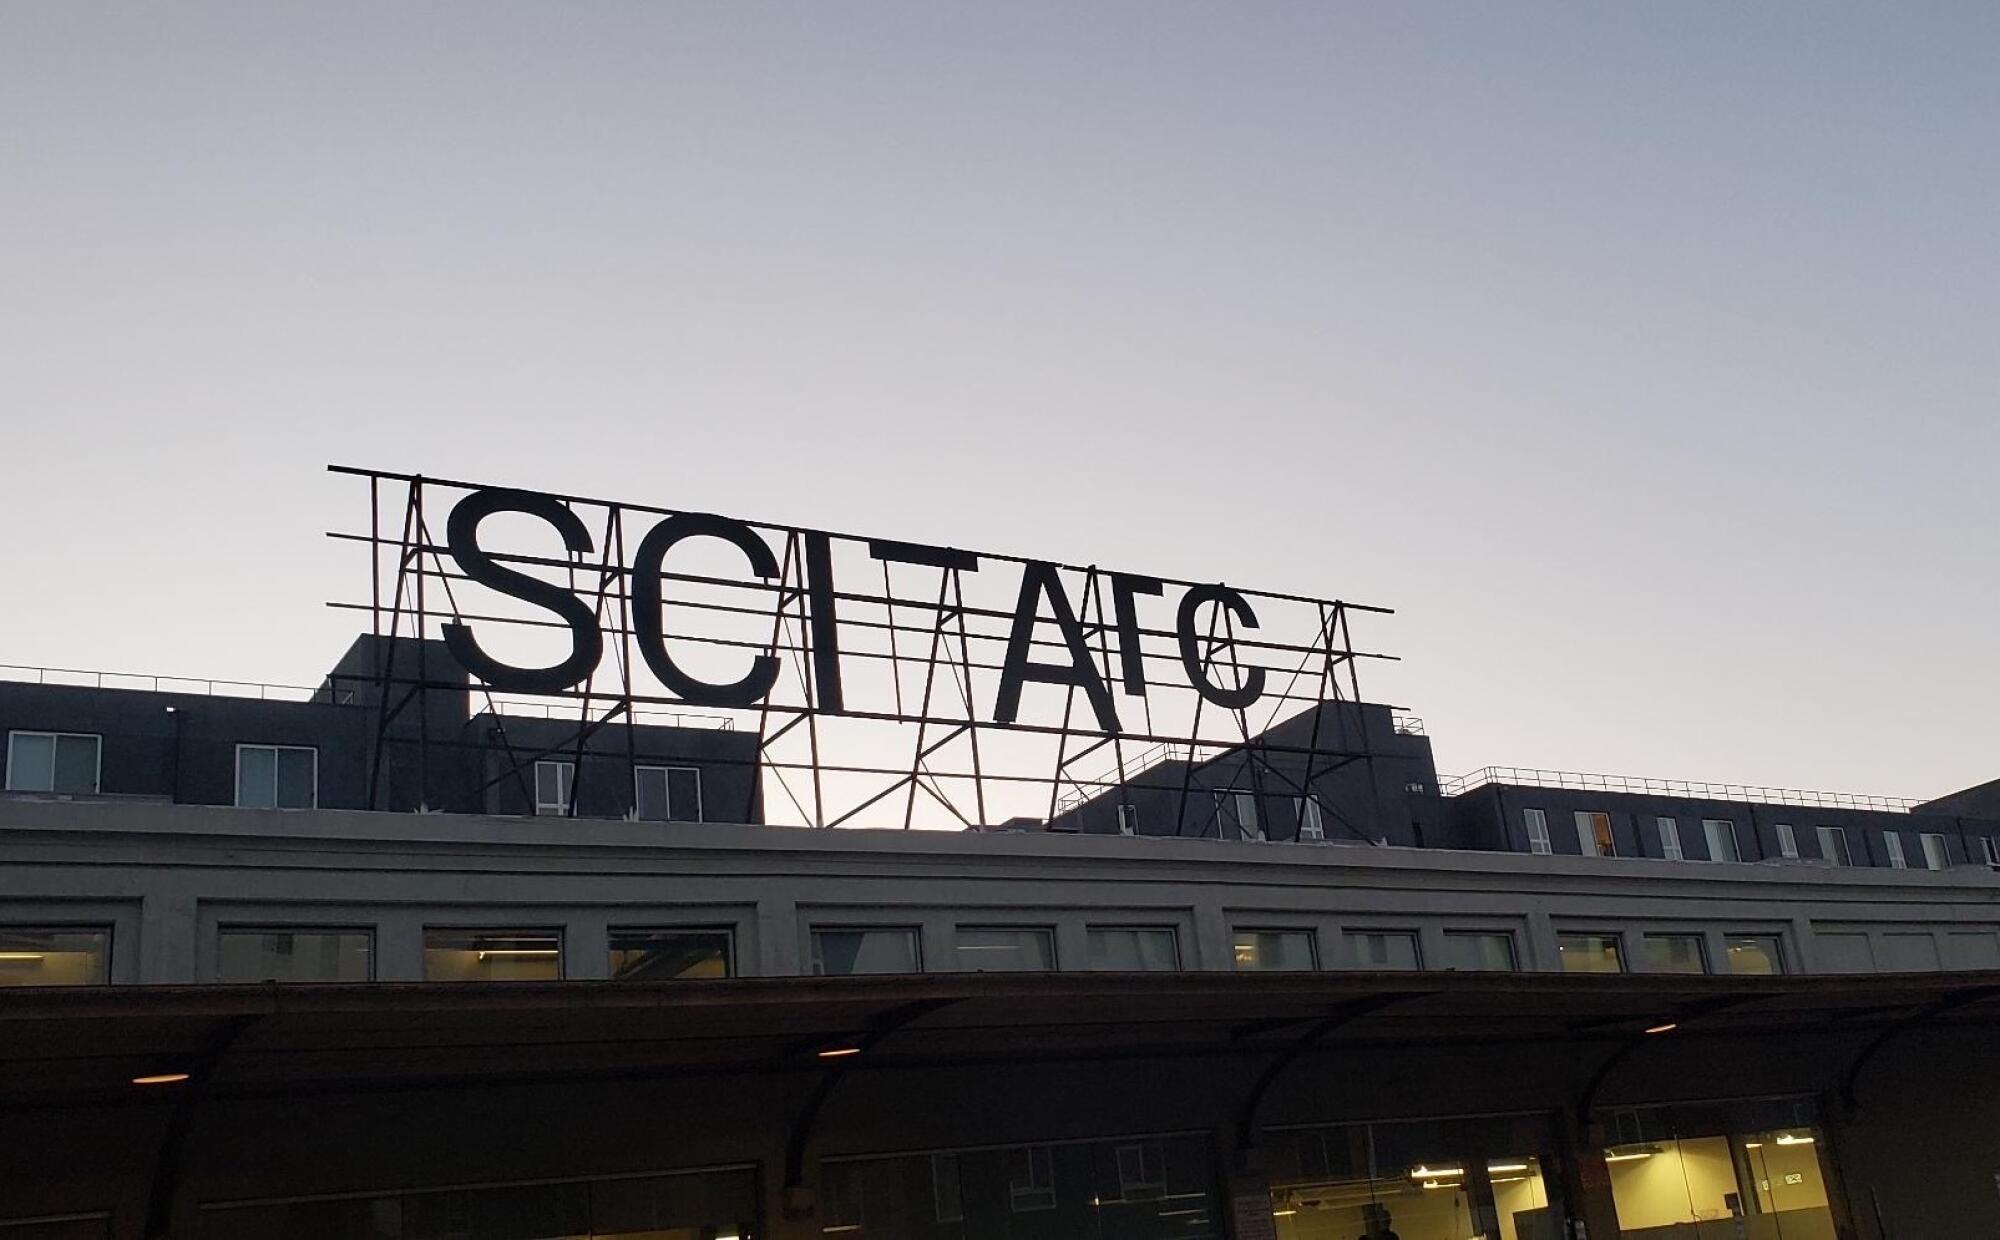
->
4, 731, 101, 795
1702, 819, 1741, 862
811, 927, 921, 975
931, 1154, 963, 1223
1523, 808, 1552, 854
534, 759, 574, 816
1642, 933, 1709, 975
1296, 796, 1325, 841
1348, 930, 1420, 970
1006, 1145, 1056, 1212
216, 928, 372, 983
1884, 832, 1907, 869
1438, 931, 1518, 972
1085, 927, 1179, 971
0, 926, 109, 986
1114, 1141, 1167, 1199
956, 926, 1056, 972
1656, 816, 1683, 861
235, 744, 317, 810
633, 765, 703, 822
1116, 803, 1139, 836
608, 928, 732, 979
422, 929, 561, 981
1776, 823, 1799, 859
1557, 932, 1625, 973
1575, 811, 1616, 857
1983, 836, 2000, 867
1232, 928, 1316, 971
1725, 934, 1785, 975
1221, 789, 1262, 840
1919, 833, 1948, 871
1818, 826, 1852, 866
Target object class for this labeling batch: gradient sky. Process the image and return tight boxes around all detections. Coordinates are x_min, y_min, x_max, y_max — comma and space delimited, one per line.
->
2, 3, 1994, 799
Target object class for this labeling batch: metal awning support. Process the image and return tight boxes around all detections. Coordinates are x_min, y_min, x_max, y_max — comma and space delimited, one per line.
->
1232, 991, 1432, 1163
143, 1012, 262, 1240
1838, 983, 2000, 1118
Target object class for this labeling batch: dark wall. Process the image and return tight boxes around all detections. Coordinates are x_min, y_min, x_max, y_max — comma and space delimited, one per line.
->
476, 715, 764, 824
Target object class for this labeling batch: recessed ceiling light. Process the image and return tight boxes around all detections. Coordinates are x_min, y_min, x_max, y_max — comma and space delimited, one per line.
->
132, 1073, 190, 1086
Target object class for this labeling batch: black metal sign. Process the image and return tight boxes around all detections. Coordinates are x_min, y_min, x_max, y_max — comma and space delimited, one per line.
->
332, 466, 1396, 834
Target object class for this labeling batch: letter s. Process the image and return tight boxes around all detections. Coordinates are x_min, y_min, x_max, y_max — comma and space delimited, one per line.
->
439, 488, 603, 694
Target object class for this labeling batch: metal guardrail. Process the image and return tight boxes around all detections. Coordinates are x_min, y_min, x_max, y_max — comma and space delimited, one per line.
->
483, 698, 736, 732
1436, 766, 1922, 813
0, 663, 356, 704
1391, 712, 1424, 736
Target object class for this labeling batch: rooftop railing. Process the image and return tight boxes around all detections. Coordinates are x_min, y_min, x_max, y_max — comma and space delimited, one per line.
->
0, 663, 357, 704
1437, 765, 1922, 813
1391, 712, 1425, 736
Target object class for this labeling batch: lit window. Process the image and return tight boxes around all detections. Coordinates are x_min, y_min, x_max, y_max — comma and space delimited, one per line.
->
1007, 1145, 1056, 1212
1439, 931, 1517, 972
4, 731, 101, 795
1817, 826, 1852, 866
235, 745, 316, 810
216, 928, 372, 983
1919, 833, 1948, 871
1725, 935, 1785, 975
1348, 930, 1420, 970
423, 929, 561, 981
609, 929, 732, 979
1884, 832, 1907, 869
1116, 803, 1139, 835
1642, 934, 1708, 975
811, 927, 920, 975
1575, 812, 1616, 857
1776, 823, 1799, 859
1086, 927, 1179, 971
1702, 819, 1741, 863
1656, 816, 1683, 861
1523, 808, 1552, 855
1232, 929, 1316, 971
1557, 932, 1624, 973
534, 759, 574, 816
0, 927, 109, 986
634, 765, 702, 822
1296, 796, 1325, 841
1221, 790, 1263, 840
956, 927, 1056, 972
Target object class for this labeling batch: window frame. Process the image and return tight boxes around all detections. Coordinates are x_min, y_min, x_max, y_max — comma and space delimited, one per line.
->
1884, 831, 1907, 869
1523, 808, 1552, 854
214, 925, 377, 984
1818, 825, 1852, 866
1295, 795, 1325, 841
1556, 930, 1627, 974
0, 923, 113, 986
534, 759, 575, 817
1701, 818, 1742, 863
633, 763, 704, 823
1438, 929, 1519, 972
1575, 810, 1616, 857
1116, 803, 1139, 836
1231, 926, 1318, 972
809, 925, 923, 976
1723, 933, 1787, 975
1982, 836, 2000, 868
607, 926, 736, 980
1918, 833, 1948, 871
233, 743, 319, 810
4, 730, 103, 795
1776, 823, 1799, 859
1006, 1145, 1057, 1213
1347, 928, 1422, 971
955, 925, 1058, 973
1640, 932, 1710, 975
1220, 788, 1263, 840
1084, 925, 1181, 972
421, 926, 565, 981
1656, 816, 1684, 861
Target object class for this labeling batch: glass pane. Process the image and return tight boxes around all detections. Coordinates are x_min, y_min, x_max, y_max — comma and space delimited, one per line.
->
216, 930, 372, 983
666, 767, 702, 822
52, 734, 99, 794
422, 930, 561, 981
1724, 935, 1784, 975
1557, 933, 1624, 973
1605, 1113, 1835, 1240
609, 929, 732, 979
1818, 827, 1851, 865
1704, 820, 1741, 862
812, 928, 919, 975
1440, 932, 1516, 972
634, 766, 669, 821
1086, 928, 1178, 971
236, 747, 276, 809
275, 749, 316, 809
1350, 931, 1420, 970
0, 927, 109, 986
590, 1165, 758, 1237
1234, 930, 1316, 971
1642, 935, 1708, 975
1269, 1117, 1557, 1240
956, 927, 1055, 972
6, 732, 55, 792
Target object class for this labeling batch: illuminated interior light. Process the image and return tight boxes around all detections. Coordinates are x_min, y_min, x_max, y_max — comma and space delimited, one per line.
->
821, 1226, 862, 1234
1744, 1142, 1764, 1149
475, 949, 558, 959
0, 953, 48, 961
817, 1045, 863, 1059
1408, 1165, 1462, 1179
1645, 1023, 1678, 1035
1487, 1162, 1530, 1173
1271, 1209, 1298, 1217
1604, 1152, 1653, 1162
1775, 1134, 1815, 1145
132, 1073, 191, 1086
1490, 1176, 1529, 1184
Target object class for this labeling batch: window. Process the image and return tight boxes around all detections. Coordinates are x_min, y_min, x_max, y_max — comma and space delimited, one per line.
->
0, 927, 109, 986
1348, 930, 1420, 970
4, 731, 101, 795
235, 744, 316, 810
216, 928, 372, 983
1656, 816, 1683, 861
1725, 935, 1785, 975
1919, 833, 1948, 871
1884, 831, 1907, 869
956, 926, 1056, 972
1702, 818, 1741, 862
1086, 927, 1179, 971
422, 929, 561, 981
1296, 795, 1325, 841
534, 759, 574, 816
931, 1153, 964, 1223
1776, 823, 1799, 859
1114, 1142, 1167, 1199
1116, 803, 1139, 835
1818, 826, 1852, 866
1557, 932, 1625, 973
608, 929, 732, 979
1006, 1145, 1056, 1212
1523, 808, 1552, 854
1575, 811, 1616, 857
811, 927, 920, 975
1221, 789, 1262, 840
633, 765, 702, 822
1642, 934, 1709, 975
1983, 836, 2000, 867
1233, 928, 1316, 971
1439, 931, 1517, 972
